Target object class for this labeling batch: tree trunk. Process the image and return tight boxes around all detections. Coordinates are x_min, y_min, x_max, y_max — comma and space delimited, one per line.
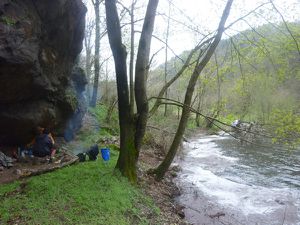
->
105, 0, 137, 181
195, 92, 201, 127
105, 0, 159, 183
129, 0, 135, 115
164, 1, 171, 117
177, 95, 181, 120
84, 18, 94, 103
154, 0, 234, 180
84, 35, 92, 102
90, 0, 100, 107
215, 53, 222, 113
104, 61, 109, 104
134, 0, 159, 152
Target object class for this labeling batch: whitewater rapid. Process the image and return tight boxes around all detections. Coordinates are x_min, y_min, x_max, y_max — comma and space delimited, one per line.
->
176, 135, 300, 225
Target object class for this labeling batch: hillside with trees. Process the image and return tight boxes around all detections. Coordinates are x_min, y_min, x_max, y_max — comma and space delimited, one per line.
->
148, 22, 300, 148
1, 0, 300, 224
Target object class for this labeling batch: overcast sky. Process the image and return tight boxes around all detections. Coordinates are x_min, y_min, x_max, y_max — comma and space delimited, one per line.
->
150, 0, 300, 63
84, 0, 300, 74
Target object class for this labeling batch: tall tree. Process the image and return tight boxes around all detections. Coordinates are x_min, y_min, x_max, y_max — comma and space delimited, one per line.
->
153, 0, 234, 180
164, 0, 171, 117
105, 0, 159, 183
83, 17, 95, 102
90, 0, 101, 107
129, 0, 137, 115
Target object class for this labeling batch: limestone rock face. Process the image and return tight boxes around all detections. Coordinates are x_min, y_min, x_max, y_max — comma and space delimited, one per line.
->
0, 0, 87, 145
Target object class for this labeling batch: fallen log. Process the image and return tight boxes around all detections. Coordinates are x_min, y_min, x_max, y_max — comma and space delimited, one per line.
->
16, 154, 78, 178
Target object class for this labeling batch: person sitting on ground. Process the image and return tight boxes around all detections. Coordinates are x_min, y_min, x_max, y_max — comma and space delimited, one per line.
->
32, 126, 55, 159
43, 128, 56, 159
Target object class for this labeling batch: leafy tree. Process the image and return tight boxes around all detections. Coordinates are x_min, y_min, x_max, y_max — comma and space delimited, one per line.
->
105, 0, 159, 183
153, 0, 234, 180
270, 109, 300, 149
90, 0, 102, 107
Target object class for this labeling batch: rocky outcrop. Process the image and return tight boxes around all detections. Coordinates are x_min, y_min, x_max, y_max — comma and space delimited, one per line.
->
0, 0, 87, 145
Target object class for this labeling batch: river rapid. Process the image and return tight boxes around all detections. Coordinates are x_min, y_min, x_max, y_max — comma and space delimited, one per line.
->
176, 133, 300, 225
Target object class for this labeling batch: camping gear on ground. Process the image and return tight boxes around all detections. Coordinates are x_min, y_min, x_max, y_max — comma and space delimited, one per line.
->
76, 145, 99, 162
19, 148, 33, 158
101, 148, 110, 161
0, 151, 14, 168
77, 152, 87, 162
86, 144, 99, 161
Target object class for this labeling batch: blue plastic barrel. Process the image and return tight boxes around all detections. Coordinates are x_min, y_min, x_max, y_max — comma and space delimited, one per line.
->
101, 148, 110, 161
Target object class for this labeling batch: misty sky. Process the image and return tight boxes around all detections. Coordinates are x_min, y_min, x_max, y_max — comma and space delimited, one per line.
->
83, 0, 300, 73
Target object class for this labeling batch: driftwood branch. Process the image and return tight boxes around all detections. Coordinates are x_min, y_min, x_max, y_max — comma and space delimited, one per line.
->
162, 101, 273, 148
18, 155, 78, 178
150, 97, 275, 140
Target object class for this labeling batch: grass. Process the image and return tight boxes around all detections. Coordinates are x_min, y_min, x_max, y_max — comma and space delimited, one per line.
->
0, 151, 159, 225
69, 103, 120, 150
89, 104, 119, 136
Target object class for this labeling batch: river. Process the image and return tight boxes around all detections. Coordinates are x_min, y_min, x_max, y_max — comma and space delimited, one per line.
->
176, 133, 300, 225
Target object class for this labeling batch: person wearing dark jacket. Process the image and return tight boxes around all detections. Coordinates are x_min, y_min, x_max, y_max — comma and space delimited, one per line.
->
32, 127, 54, 158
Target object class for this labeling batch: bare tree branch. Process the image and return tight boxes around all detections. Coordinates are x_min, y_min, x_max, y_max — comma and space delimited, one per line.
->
148, 47, 164, 69
269, 0, 300, 56
150, 97, 276, 138
225, 2, 270, 30
148, 41, 209, 116
229, 36, 259, 71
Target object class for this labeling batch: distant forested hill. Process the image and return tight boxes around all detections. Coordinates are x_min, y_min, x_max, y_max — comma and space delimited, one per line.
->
148, 22, 300, 123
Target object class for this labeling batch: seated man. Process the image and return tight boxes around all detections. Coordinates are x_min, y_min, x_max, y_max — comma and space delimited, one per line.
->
32, 127, 55, 158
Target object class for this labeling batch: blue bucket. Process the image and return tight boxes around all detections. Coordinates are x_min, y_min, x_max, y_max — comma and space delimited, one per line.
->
101, 148, 110, 161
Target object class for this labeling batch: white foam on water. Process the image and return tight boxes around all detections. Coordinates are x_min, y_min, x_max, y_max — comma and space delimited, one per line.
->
179, 135, 300, 221
185, 136, 238, 162
181, 166, 297, 215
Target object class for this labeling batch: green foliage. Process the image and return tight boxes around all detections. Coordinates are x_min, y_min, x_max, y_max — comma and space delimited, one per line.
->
65, 88, 78, 111
0, 16, 16, 26
106, 143, 120, 152
89, 104, 119, 136
204, 22, 300, 141
148, 22, 300, 148
270, 109, 300, 149
67, 102, 121, 158
89, 104, 107, 123
218, 113, 236, 125
187, 118, 197, 130
0, 155, 159, 225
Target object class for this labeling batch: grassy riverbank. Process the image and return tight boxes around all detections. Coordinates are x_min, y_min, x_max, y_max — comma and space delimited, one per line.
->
0, 151, 160, 225
0, 104, 189, 225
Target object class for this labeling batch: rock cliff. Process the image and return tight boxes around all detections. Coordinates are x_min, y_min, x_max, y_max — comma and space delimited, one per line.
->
0, 0, 87, 145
